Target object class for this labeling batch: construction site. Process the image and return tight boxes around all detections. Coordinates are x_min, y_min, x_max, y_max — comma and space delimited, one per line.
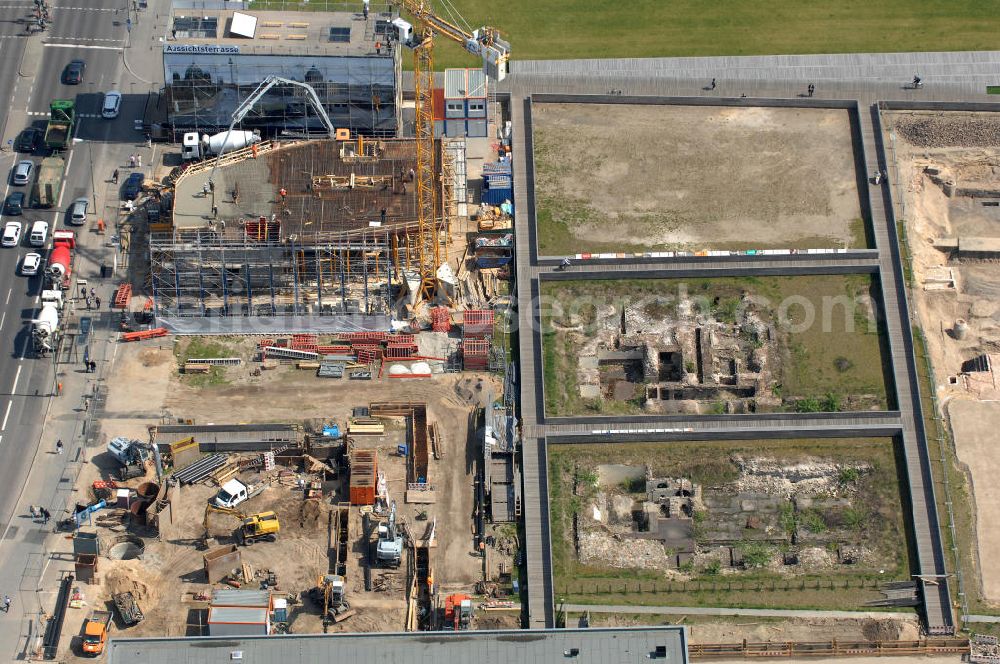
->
541, 275, 891, 416
52, 327, 521, 654
884, 108, 1000, 615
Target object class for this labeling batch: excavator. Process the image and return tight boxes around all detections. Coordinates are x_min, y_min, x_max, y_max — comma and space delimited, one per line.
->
311, 574, 352, 628
203, 504, 280, 546
444, 593, 472, 630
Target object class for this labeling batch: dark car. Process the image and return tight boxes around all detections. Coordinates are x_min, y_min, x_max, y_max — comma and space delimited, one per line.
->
122, 172, 144, 200
14, 128, 40, 153
62, 59, 85, 85
4, 192, 24, 215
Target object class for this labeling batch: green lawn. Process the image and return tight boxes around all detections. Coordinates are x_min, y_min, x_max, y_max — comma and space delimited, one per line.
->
247, 1, 997, 70
542, 275, 892, 417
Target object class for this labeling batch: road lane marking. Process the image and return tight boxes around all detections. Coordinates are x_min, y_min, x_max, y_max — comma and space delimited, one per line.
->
43, 43, 123, 50
1, 401, 11, 431
11, 364, 20, 394
0, 310, 6, 330
4, 288, 9, 305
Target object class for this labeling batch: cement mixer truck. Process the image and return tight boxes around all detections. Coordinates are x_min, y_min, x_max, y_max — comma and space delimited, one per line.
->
181, 130, 260, 161
47, 230, 75, 290
32, 290, 63, 356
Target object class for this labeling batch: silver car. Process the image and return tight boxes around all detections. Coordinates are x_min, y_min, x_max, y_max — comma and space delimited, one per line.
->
69, 197, 88, 225
12, 160, 32, 186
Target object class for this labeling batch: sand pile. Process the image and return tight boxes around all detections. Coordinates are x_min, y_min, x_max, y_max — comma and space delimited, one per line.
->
104, 560, 161, 605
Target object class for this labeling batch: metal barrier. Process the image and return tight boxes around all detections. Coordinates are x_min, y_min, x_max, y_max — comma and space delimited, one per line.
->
689, 637, 969, 659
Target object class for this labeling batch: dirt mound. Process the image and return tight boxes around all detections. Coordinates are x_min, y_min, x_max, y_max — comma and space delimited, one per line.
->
138, 348, 171, 367
104, 560, 161, 605
861, 618, 901, 642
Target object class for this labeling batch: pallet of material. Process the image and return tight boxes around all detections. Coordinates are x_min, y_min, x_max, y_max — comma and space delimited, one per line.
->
183, 363, 211, 374
348, 418, 385, 435
211, 464, 239, 485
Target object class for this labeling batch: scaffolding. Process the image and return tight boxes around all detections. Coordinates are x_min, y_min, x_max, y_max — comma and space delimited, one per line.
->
149, 227, 400, 320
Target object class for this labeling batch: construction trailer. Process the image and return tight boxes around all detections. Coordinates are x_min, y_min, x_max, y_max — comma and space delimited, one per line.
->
152, 138, 462, 333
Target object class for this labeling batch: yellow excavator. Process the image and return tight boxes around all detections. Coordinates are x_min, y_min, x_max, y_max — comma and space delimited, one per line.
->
203, 504, 280, 546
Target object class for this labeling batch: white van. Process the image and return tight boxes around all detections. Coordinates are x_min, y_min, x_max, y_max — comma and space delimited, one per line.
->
28, 220, 48, 247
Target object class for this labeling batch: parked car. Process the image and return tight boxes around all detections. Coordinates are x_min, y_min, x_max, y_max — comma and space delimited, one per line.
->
102, 91, 122, 119
2, 221, 22, 247
12, 160, 33, 185
62, 59, 85, 85
69, 197, 88, 225
28, 220, 48, 247
122, 172, 143, 200
15, 128, 40, 153
4, 192, 24, 215
20, 252, 41, 276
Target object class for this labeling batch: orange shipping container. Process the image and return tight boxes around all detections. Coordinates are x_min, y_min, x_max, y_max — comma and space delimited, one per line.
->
349, 449, 377, 505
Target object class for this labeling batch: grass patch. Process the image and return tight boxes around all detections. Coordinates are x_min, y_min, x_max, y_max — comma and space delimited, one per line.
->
541, 275, 891, 416
174, 337, 234, 387
548, 438, 911, 610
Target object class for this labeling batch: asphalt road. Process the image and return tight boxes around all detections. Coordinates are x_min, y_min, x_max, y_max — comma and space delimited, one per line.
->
0, 0, 129, 540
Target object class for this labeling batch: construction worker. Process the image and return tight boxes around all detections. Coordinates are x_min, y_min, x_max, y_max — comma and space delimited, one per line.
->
375, 40, 381, 54
96, 218, 105, 234
251, 143, 258, 159
279, 188, 287, 202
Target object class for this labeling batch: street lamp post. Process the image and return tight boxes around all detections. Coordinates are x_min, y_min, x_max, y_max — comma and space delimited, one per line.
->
71, 137, 98, 214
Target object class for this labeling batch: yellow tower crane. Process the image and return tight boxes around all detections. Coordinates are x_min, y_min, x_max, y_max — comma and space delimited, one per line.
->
395, 0, 510, 301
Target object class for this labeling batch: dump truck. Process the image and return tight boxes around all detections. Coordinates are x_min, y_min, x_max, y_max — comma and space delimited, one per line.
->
81, 609, 112, 656
31, 156, 65, 209
44, 100, 75, 151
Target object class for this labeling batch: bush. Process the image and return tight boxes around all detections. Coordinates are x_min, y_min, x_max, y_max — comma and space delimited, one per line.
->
821, 392, 842, 412
795, 398, 822, 413
801, 510, 827, 534
838, 467, 861, 486
834, 356, 854, 373
843, 507, 867, 530
739, 541, 773, 569
703, 559, 722, 576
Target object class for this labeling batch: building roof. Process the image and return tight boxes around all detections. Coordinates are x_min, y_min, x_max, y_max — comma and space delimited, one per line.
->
109, 627, 688, 664
166, 7, 395, 58
444, 68, 488, 99
211, 589, 271, 607
207, 606, 268, 624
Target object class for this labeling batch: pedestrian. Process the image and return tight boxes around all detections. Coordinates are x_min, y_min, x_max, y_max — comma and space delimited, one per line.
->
146, 135, 152, 149
560, 257, 571, 271
710, 78, 716, 90
363, 0, 369, 19
95, 296, 101, 309
84, 359, 90, 373
41, 508, 49, 524
80, 285, 86, 298
2, 595, 10, 612
85, 297, 91, 310
55, 439, 63, 455
90, 360, 97, 373
29, 505, 37, 521
112, 169, 119, 184
137, 154, 142, 168
129, 154, 135, 168
808, 83, 815, 97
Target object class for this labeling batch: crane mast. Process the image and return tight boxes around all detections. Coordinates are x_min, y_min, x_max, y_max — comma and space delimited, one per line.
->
398, 0, 510, 301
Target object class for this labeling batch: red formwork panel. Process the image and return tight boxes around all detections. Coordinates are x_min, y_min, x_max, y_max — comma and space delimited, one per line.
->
462, 309, 494, 338
113, 283, 133, 309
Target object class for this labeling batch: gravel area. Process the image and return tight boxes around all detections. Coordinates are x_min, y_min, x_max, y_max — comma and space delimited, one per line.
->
894, 113, 1000, 148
